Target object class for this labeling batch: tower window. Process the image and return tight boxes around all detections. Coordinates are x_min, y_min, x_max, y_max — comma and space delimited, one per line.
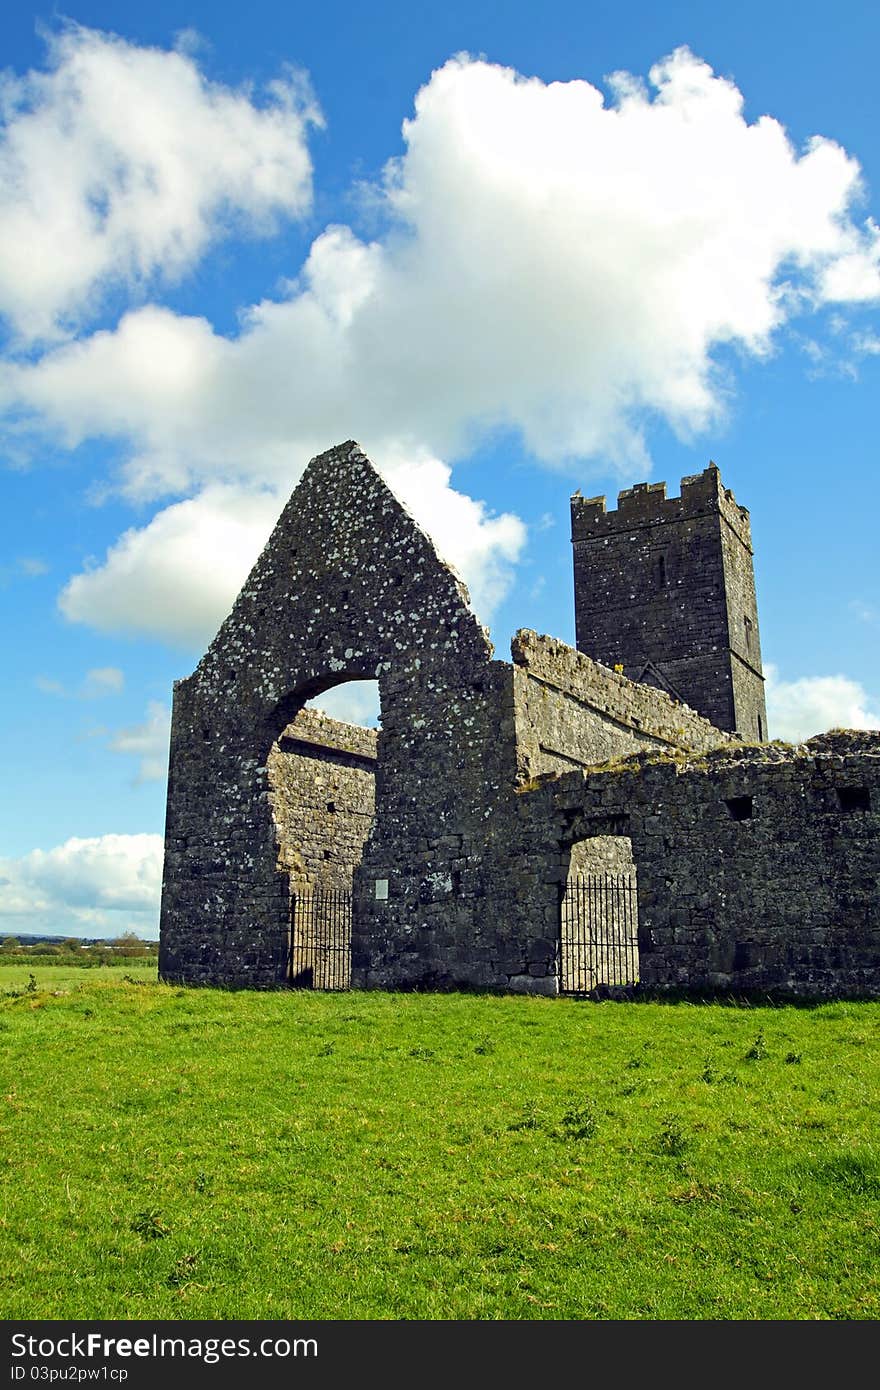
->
657, 555, 667, 588
757, 714, 764, 741
744, 615, 753, 651
837, 786, 870, 813
726, 795, 753, 821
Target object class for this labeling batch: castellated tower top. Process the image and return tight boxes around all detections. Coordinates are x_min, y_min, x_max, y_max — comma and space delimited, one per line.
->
570, 462, 766, 740
571, 462, 753, 552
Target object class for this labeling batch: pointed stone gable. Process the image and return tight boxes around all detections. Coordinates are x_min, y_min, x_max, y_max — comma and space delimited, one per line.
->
160, 440, 514, 988
191, 439, 493, 748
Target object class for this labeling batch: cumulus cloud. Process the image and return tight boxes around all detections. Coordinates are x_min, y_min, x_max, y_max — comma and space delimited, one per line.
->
0, 23, 321, 343
765, 664, 880, 742
0, 832, 163, 938
2, 44, 879, 646
5, 46, 879, 483
385, 452, 525, 619
60, 485, 282, 647
59, 460, 525, 649
107, 701, 171, 782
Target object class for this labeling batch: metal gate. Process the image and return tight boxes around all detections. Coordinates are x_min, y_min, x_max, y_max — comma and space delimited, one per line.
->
288, 887, 352, 990
559, 871, 639, 994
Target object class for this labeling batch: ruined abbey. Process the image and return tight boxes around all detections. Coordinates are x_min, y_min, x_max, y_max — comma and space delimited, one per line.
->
158, 441, 880, 997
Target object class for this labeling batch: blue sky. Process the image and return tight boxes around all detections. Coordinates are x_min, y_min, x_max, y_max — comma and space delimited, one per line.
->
1, 0, 878, 938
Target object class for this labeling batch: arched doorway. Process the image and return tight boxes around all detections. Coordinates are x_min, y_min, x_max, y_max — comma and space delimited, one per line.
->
267, 680, 380, 989
559, 835, 639, 993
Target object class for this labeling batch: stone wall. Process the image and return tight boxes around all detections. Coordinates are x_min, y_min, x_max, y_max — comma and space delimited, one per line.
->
510, 628, 733, 782
506, 732, 880, 997
268, 707, 377, 891
350, 657, 520, 990
571, 463, 767, 738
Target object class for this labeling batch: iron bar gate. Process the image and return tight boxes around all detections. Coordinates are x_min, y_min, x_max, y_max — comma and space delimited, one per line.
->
559, 871, 639, 994
288, 887, 352, 990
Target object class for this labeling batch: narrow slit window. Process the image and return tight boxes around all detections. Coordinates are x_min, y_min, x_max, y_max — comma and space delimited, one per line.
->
657, 555, 667, 588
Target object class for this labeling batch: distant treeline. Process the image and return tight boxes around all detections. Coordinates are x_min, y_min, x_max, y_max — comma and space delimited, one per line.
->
0, 931, 158, 965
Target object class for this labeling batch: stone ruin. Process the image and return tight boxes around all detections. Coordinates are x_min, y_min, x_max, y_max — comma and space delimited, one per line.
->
159, 441, 880, 998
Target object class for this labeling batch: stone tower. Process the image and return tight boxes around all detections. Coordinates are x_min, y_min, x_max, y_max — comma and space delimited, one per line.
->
570, 462, 767, 739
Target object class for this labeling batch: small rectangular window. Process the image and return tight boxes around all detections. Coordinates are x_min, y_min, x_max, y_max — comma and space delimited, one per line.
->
837, 786, 870, 813
726, 795, 753, 821
733, 942, 752, 970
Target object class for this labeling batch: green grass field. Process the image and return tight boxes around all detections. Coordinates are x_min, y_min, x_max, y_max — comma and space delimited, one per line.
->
1, 963, 878, 1320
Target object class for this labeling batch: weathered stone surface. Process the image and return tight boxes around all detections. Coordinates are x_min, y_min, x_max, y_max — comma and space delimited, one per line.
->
159, 441, 522, 991
268, 706, 376, 890
507, 733, 880, 997
511, 629, 732, 781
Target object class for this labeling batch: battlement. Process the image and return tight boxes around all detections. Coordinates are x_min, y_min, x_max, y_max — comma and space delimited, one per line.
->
571, 458, 766, 738
571, 463, 752, 550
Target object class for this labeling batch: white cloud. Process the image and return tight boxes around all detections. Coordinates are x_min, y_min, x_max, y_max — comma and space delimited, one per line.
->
0, 23, 320, 343
2, 45, 879, 645
58, 459, 525, 649
387, 452, 525, 619
34, 676, 66, 696
309, 681, 380, 728
850, 599, 879, 625
33, 667, 125, 698
10, 42, 880, 486
19, 556, 48, 576
82, 666, 124, 697
107, 701, 171, 782
0, 832, 163, 938
59, 485, 282, 647
765, 664, 880, 741
851, 330, 880, 356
